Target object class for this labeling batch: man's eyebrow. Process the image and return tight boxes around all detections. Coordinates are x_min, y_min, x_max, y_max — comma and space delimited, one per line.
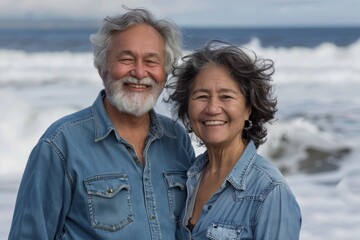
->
112, 50, 161, 59
112, 50, 133, 56
144, 52, 162, 60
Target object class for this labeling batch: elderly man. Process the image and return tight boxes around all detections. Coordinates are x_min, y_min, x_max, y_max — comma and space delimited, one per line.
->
9, 8, 194, 239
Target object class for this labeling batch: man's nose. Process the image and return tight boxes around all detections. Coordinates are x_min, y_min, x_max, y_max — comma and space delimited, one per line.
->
130, 61, 148, 79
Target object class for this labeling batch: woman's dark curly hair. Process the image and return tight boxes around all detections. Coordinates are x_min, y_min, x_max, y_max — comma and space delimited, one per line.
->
166, 40, 277, 148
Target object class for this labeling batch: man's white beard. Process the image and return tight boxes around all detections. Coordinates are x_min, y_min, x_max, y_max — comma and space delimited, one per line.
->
105, 76, 164, 117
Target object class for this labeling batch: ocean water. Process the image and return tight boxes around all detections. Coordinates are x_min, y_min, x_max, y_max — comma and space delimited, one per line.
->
1, 26, 360, 239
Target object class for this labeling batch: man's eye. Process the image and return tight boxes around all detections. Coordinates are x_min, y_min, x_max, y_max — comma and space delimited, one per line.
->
119, 58, 134, 64
145, 59, 160, 66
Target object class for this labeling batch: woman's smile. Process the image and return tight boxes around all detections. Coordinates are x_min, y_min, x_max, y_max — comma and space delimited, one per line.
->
203, 120, 226, 126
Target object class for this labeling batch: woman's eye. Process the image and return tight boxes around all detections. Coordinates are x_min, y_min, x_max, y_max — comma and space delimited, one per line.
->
197, 95, 208, 99
221, 95, 233, 99
191, 94, 208, 100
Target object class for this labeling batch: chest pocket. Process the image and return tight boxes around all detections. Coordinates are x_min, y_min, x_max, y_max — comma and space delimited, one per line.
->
206, 222, 243, 240
84, 173, 134, 232
163, 171, 187, 222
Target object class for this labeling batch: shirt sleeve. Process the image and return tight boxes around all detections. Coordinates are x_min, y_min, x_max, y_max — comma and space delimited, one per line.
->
8, 139, 72, 239
185, 132, 196, 164
254, 183, 302, 240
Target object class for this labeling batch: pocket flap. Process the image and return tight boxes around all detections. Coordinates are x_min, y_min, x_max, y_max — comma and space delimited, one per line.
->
84, 174, 129, 198
163, 171, 187, 190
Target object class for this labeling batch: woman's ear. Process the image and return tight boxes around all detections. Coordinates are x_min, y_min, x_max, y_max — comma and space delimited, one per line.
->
247, 107, 252, 120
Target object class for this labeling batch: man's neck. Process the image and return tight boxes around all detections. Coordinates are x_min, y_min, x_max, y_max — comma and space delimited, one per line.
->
104, 97, 151, 164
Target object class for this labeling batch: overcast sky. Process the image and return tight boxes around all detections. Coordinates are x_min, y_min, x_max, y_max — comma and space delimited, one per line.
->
0, 0, 359, 27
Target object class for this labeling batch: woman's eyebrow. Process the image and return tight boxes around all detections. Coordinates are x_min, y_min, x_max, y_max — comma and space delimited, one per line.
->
191, 88, 238, 94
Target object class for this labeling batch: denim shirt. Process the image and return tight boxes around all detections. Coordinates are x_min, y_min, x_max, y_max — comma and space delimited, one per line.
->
177, 141, 301, 240
9, 90, 195, 240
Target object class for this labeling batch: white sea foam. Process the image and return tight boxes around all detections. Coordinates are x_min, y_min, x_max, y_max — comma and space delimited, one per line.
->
245, 38, 360, 84
0, 50, 98, 86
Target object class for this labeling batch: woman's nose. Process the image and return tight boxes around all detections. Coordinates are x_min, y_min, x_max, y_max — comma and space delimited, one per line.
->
205, 98, 222, 115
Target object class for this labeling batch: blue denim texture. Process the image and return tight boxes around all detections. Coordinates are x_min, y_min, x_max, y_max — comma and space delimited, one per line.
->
9, 90, 195, 240
177, 141, 302, 240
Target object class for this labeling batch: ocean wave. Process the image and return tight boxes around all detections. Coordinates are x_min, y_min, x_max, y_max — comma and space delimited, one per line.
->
1, 37, 360, 86
0, 49, 98, 86
259, 118, 352, 175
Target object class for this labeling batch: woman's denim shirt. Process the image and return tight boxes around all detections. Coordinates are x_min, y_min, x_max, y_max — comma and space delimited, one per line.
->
177, 141, 302, 240
9, 90, 195, 240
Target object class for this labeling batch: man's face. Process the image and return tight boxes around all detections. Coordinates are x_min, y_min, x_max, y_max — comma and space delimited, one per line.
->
104, 23, 166, 116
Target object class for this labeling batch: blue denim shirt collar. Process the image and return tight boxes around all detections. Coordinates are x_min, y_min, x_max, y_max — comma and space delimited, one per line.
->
227, 142, 257, 191
187, 141, 257, 191
92, 90, 165, 143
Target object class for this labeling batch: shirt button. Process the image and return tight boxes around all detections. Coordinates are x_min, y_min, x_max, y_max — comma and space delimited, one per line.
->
150, 215, 156, 220
107, 187, 114, 194
207, 205, 212, 210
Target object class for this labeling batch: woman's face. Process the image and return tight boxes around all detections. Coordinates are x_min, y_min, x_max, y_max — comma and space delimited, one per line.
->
188, 64, 251, 148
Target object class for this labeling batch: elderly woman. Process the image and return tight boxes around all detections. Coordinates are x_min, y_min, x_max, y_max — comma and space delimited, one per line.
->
167, 41, 301, 240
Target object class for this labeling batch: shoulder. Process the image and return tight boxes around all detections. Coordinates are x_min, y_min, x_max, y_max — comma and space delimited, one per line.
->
156, 113, 180, 127
241, 153, 293, 199
156, 113, 188, 137
40, 106, 93, 141
252, 154, 288, 184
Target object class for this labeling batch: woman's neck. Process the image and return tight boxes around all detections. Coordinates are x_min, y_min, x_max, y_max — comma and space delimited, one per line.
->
205, 139, 248, 173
